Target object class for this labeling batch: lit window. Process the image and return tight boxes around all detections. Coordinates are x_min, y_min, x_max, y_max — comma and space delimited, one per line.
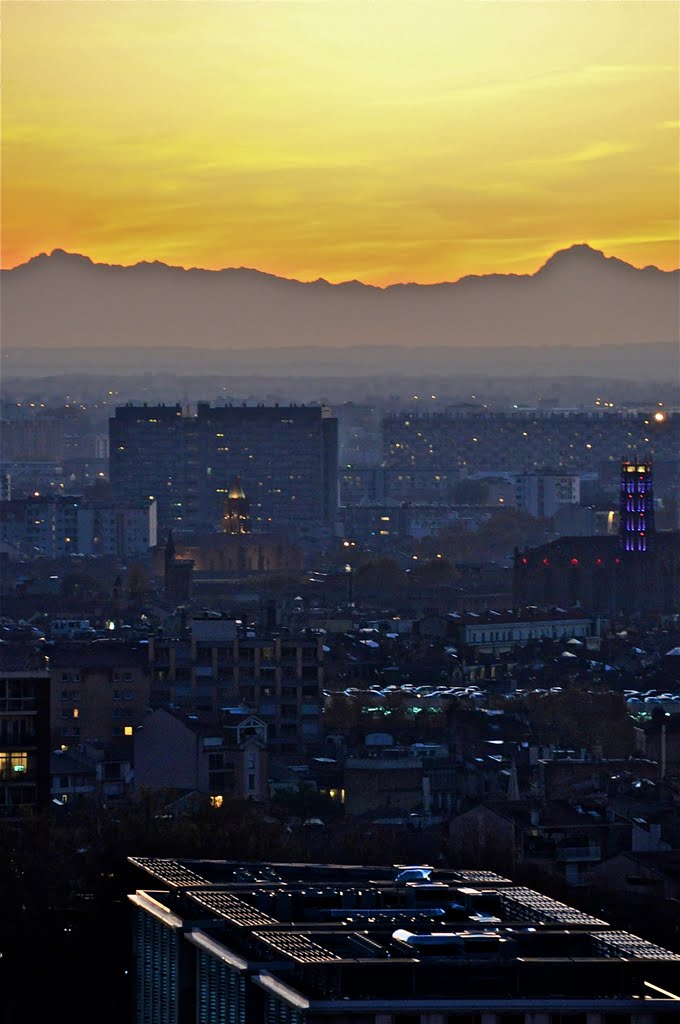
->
124, 726, 133, 737
0, 752, 28, 777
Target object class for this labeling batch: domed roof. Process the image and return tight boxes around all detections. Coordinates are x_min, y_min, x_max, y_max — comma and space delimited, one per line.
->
227, 477, 246, 500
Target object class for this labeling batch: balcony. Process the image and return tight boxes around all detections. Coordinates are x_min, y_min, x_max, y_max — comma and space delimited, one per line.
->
557, 846, 601, 862
0, 733, 37, 746
0, 699, 38, 713
194, 667, 215, 679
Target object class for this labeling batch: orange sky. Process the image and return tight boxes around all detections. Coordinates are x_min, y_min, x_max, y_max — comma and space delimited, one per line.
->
2, 0, 678, 284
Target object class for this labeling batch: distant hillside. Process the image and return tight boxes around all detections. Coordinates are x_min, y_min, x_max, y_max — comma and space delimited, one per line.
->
1, 244, 677, 350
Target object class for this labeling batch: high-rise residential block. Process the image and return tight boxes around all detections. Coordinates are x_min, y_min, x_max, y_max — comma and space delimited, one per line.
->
109, 403, 338, 540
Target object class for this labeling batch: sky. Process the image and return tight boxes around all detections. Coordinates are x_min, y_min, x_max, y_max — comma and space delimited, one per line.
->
2, 0, 679, 285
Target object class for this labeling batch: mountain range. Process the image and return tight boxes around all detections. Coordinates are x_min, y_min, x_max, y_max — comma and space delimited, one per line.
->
1, 245, 678, 351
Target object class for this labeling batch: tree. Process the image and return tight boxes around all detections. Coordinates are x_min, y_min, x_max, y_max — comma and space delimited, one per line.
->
323, 693, 363, 733
353, 557, 405, 596
525, 688, 634, 756
416, 508, 550, 565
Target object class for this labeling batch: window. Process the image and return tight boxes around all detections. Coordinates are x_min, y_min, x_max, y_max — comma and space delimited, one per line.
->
124, 726, 133, 736
0, 752, 28, 778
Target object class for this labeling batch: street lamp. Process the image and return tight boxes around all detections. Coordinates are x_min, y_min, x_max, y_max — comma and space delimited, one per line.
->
344, 563, 354, 611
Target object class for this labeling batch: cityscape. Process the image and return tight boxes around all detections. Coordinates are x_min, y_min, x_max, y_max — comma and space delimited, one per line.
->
1, 2, 680, 1024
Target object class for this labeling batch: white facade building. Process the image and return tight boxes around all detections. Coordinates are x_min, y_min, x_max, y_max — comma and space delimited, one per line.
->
517, 471, 581, 519
0, 495, 156, 560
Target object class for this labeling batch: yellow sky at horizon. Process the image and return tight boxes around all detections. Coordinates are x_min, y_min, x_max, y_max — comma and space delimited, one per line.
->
2, 0, 679, 284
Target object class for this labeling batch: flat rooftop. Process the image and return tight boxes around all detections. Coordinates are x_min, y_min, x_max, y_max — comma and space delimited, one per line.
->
128, 858, 680, 1012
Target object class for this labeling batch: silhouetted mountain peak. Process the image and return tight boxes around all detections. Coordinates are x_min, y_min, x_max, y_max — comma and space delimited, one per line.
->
3, 244, 676, 351
539, 244, 609, 271
50, 248, 93, 265
536, 243, 665, 279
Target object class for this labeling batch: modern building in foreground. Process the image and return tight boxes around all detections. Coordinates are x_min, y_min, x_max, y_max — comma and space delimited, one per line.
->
128, 857, 680, 1024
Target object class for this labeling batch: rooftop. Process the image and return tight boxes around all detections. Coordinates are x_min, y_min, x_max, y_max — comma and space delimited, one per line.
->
445, 606, 592, 626
128, 858, 680, 1014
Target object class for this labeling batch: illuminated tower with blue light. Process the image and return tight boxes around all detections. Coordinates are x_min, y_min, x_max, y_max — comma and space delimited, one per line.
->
619, 456, 655, 553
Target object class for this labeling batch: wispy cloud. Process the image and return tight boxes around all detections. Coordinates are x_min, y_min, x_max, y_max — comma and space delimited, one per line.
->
514, 141, 639, 171
563, 141, 639, 164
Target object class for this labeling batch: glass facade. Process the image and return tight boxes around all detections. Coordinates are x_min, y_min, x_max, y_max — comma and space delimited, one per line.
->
196, 949, 247, 1024
134, 907, 180, 1024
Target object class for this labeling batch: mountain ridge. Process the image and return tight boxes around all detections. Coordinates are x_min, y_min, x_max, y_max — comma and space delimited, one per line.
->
2, 244, 678, 351
6, 242, 677, 288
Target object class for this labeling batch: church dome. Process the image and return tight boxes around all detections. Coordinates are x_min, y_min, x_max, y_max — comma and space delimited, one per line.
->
227, 477, 246, 500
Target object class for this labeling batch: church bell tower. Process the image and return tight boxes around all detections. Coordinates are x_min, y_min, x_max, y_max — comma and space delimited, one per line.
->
619, 456, 655, 553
